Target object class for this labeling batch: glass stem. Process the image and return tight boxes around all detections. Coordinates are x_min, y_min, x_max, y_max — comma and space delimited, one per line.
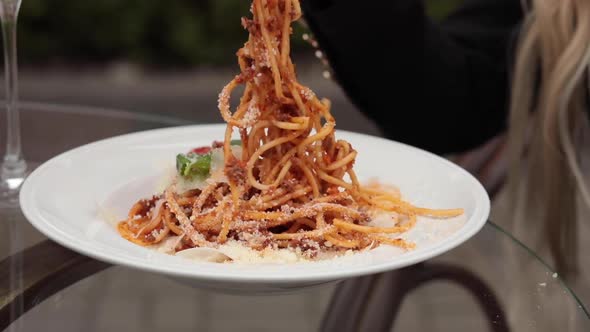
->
0, 0, 25, 179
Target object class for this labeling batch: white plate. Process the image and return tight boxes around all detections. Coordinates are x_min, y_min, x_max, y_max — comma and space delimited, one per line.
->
20, 124, 489, 293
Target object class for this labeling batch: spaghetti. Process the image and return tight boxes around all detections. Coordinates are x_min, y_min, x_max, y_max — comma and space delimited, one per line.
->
118, 0, 463, 259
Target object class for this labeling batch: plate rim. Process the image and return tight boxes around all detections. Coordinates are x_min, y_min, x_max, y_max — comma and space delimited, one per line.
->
20, 123, 490, 284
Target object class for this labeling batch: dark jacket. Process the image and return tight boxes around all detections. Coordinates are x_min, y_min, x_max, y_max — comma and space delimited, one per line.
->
302, 0, 524, 154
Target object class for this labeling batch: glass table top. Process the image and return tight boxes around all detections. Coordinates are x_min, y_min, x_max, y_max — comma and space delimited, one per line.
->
0, 103, 588, 332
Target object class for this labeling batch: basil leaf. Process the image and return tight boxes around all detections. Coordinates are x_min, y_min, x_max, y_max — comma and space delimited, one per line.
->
176, 154, 192, 175
185, 153, 212, 178
176, 153, 211, 179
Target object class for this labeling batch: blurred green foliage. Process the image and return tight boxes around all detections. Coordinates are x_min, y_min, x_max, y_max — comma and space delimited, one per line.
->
427, 0, 465, 20
16, 0, 462, 67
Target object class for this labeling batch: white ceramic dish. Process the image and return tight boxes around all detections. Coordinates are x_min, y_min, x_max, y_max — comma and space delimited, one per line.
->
20, 124, 490, 293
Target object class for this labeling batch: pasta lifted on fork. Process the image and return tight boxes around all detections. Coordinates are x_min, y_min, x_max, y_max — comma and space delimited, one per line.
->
118, 0, 463, 260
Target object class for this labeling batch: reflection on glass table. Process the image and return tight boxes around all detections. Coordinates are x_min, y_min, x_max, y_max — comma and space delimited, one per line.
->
0, 103, 588, 332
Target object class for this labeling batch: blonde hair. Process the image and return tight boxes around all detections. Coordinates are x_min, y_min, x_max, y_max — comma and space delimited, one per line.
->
508, 0, 590, 275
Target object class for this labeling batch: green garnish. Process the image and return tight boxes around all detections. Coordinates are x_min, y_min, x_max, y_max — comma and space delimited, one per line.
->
176, 153, 212, 180
230, 139, 242, 146
176, 154, 192, 174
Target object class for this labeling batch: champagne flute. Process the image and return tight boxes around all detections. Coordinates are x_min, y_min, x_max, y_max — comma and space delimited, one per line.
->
0, 0, 25, 208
